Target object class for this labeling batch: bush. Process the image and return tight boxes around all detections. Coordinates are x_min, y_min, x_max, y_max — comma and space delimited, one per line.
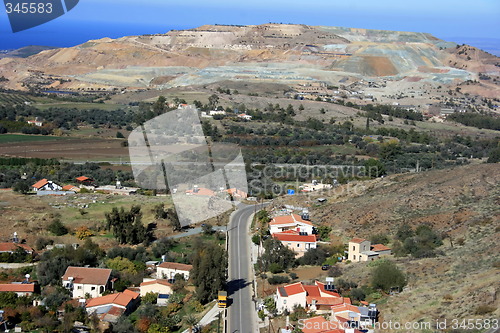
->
370, 233, 389, 245
350, 288, 366, 301
252, 234, 261, 245
371, 261, 406, 292
269, 263, 283, 274
474, 305, 496, 315
289, 272, 298, 280
47, 218, 68, 236
267, 275, 290, 285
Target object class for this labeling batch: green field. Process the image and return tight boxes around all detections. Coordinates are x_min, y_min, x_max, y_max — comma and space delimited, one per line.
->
0, 92, 34, 105
0, 134, 70, 143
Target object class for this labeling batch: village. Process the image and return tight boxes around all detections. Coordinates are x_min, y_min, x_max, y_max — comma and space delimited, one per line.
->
0, 169, 404, 333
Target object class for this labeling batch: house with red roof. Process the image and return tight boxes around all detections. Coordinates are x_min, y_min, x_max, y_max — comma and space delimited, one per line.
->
0, 283, 37, 297
275, 281, 343, 314
31, 179, 62, 192
225, 188, 248, 199
299, 316, 344, 333
62, 266, 113, 299
62, 185, 79, 192
157, 262, 193, 281
273, 231, 317, 258
75, 176, 94, 186
0, 242, 34, 255
86, 290, 139, 323
348, 238, 391, 262
269, 214, 314, 235
185, 186, 215, 196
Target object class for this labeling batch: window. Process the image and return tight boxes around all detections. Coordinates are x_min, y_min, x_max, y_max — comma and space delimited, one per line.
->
353, 246, 355, 251
91, 287, 96, 291
77, 286, 82, 290
297, 244, 300, 247
353, 255, 356, 260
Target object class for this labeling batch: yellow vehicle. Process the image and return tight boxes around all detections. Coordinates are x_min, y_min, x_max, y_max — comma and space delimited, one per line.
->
218, 291, 228, 308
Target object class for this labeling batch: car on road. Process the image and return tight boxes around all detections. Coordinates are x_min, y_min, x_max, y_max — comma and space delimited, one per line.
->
321, 264, 330, 270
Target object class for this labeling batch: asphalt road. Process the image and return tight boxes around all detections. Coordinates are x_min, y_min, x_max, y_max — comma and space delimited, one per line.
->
227, 203, 265, 333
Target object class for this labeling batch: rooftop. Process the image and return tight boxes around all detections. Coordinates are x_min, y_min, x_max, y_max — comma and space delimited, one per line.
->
86, 290, 139, 308
62, 266, 112, 285
0, 283, 35, 293
273, 232, 316, 243
270, 214, 313, 226
32, 178, 48, 189
158, 262, 193, 271
349, 237, 368, 244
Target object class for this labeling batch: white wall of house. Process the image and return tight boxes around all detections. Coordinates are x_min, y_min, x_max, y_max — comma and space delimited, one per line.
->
86, 303, 126, 315
157, 267, 190, 280
65, 282, 106, 299
282, 241, 317, 258
275, 291, 306, 314
270, 222, 313, 235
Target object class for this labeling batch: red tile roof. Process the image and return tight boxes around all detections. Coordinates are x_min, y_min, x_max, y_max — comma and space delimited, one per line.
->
0, 284, 35, 293
32, 178, 48, 189
331, 303, 360, 314
226, 188, 248, 198
62, 267, 112, 285
158, 262, 193, 272
0, 243, 34, 253
306, 296, 344, 306
371, 244, 391, 252
301, 316, 344, 333
139, 279, 173, 287
75, 176, 93, 182
62, 185, 78, 191
270, 214, 313, 226
303, 285, 321, 298
349, 238, 368, 244
86, 290, 139, 308
279, 282, 306, 296
273, 232, 316, 243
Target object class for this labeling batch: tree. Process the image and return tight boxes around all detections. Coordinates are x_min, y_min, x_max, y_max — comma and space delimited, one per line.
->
364, 158, 386, 178
184, 314, 198, 333
47, 218, 68, 236
202, 223, 214, 235
487, 147, 500, 163
257, 238, 296, 273
13, 181, 30, 194
371, 261, 406, 292
350, 288, 366, 301
116, 131, 125, 138
153, 96, 167, 115
317, 225, 332, 240
208, 94, 219, 109
191, 240, 227, 304
105, 206, 151, 245
142, 292, 158, 305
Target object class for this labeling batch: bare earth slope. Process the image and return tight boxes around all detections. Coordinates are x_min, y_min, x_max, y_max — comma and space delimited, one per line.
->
0, 24, 498, 94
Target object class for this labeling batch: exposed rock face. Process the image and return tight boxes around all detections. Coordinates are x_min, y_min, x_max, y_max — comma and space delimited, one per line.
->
0, 23, 498, 91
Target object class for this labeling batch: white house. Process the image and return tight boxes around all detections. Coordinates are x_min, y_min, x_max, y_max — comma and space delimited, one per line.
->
0, 283, 36, 297
348, 238, 391, 262
139, 279, 173, 305
237, 113, 252, 120
209, 110, 226, 116
31, 179, 62, 192
269, 214, 314, 235
157, 262, 192, 281
273, 231, 317, 258
276, 281, 344, 314
62, 266, 112, 299
275, 282, 307, 313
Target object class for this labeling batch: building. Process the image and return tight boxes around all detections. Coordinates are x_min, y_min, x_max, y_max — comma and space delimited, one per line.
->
27, 120, 43, 127
62, 266, 112, 299
300, 316, 344, 333
62, 185, 80, 192
85, 290, 139, 323
31, 179, 62, 192
139, 279, 173, 305
157, 262, 192, 281
0, 243, 34, 255
300, 181, 333, 193
347, 238, 391, 262
0, 283, 36, 297
269, 214, 314, 235
276, 281, 343, 314
237, 113, 252, 120
75, 176, 94, 186
273, 231, 317, 258
225, 188, 248, 199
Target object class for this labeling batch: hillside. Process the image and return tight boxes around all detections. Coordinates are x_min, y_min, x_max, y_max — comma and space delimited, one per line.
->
0, 24, 498, 100
271, 163, 500, 327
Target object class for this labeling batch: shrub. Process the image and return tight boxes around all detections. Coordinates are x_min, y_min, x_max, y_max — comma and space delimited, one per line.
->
47, 218, 68, 236
267, 275, 290, 285
350, 288, 366, 301
289, 272, 298, 280
75, 226, 94, 240
269, 263, 283, 274
474, 305, 496, 315
371, 261, 406, 292
252, 234, 261, 245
